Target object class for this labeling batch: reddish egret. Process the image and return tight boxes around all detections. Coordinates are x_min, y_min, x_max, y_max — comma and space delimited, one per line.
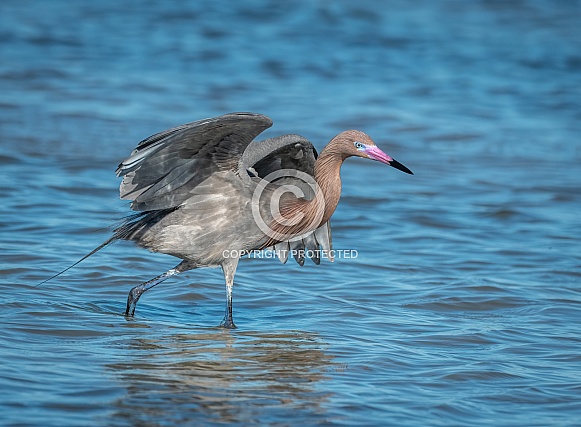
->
49, 113, 413, 328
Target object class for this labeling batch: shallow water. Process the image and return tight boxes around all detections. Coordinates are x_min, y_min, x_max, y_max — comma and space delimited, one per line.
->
1, 1, 581, 425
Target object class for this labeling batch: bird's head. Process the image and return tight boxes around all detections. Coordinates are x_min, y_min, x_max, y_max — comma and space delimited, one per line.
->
337, 130, 413, 175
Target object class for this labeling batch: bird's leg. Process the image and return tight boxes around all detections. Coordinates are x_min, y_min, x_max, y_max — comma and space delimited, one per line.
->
125, 270, 177, 317
125, 260, 193, 317
220, 256, 240, 329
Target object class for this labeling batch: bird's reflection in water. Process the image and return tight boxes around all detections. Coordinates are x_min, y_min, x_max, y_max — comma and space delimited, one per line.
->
107, 328, 336, 425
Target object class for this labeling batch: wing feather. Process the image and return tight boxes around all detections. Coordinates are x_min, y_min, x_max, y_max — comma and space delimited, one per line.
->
116, 112, 272, 211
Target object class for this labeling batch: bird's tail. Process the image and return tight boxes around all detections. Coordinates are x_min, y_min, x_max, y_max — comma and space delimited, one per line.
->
36, 208, 178, 287
35, 235, 118, 287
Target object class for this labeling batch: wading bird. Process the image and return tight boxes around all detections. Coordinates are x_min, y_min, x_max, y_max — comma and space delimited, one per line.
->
48, 113, 413, 328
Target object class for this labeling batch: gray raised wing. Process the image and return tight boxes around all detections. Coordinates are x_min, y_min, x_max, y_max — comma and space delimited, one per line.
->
116, 112, 273, 211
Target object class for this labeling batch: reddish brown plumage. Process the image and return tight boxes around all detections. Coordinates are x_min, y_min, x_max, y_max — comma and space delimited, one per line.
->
268, 130, 379, 244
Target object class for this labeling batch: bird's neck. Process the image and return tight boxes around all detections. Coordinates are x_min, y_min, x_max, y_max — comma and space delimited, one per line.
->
267, 138, 345, 244
312, 143, 345, 226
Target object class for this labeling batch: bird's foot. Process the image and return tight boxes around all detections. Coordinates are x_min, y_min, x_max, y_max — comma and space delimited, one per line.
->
124, 287, 141, 318
220, 317, 237, 329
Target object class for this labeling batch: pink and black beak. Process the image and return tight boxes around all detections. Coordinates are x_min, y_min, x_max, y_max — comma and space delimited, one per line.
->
365, 145, 414, 175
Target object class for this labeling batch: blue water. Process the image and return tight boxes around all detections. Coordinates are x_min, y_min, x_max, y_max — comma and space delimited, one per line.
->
1, 1, 581, 425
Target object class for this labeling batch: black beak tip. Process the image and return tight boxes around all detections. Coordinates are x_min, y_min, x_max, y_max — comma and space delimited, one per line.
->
390, 159, 413, 175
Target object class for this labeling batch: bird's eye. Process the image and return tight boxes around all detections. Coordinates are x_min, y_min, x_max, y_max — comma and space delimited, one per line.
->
354, 141, 365, 150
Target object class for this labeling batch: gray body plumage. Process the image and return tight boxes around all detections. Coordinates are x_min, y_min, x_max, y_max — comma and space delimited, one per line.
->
113, 113, 333, 327
116, 113, 331, 266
